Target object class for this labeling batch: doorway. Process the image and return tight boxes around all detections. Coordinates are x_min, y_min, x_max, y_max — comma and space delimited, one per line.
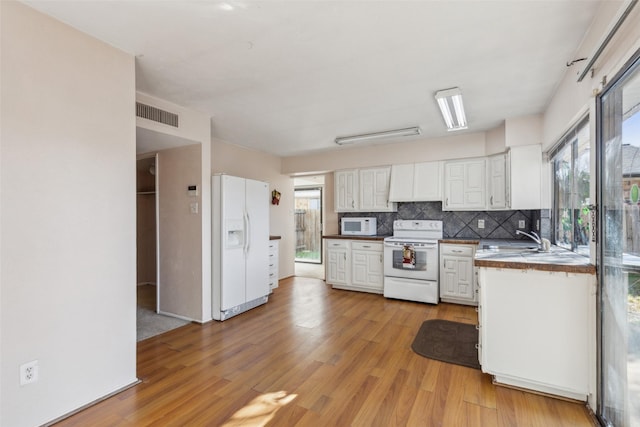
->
136, 155, 159, 312
597, 47, 640, 426
294, 176, 325, 280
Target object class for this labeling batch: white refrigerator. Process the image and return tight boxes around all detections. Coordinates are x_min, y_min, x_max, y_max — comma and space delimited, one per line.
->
212, 174, 270, 320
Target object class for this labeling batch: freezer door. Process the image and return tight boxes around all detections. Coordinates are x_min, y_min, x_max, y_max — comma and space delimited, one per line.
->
245, 178, 270, 301
220, 175, 246, 310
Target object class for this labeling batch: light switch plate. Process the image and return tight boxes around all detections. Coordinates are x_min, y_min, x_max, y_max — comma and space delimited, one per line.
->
478, 219, 485, 229
518, 220, 525, 228
190, 202, 199, 214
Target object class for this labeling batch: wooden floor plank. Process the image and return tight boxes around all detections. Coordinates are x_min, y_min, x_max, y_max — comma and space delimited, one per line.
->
53, 277, 596, 426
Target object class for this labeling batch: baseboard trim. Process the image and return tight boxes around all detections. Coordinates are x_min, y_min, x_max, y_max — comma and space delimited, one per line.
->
43, 379, 141, 426
157, 309, 197, 323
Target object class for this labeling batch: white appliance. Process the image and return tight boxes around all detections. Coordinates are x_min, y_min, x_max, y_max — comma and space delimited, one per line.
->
383, 220, 443, 304
341, 217, 377, 236
212, 174, 270, 320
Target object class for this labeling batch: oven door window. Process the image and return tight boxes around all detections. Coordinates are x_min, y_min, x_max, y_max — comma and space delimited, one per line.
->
391, 248, 427, 271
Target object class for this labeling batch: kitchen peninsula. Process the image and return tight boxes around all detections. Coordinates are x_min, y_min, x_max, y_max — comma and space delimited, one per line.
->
474, 242, 596, 403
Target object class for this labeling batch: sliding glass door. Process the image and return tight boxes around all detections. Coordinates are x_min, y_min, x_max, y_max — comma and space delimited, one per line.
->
598, 49, 640, 427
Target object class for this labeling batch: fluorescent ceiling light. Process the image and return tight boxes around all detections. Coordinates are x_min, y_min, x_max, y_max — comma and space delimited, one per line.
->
435, 87, 467, 131
335, 126, 421, 145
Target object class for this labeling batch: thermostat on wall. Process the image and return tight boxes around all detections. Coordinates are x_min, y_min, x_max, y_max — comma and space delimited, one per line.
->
188, 185, 198, 196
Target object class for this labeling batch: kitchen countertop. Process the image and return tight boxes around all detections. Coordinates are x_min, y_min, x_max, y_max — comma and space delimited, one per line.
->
474, 240, 595, 274
440, 238, 481, 245
322, 234, 389, 241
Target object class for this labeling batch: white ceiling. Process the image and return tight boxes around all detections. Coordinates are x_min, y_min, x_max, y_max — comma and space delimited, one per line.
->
24, 0, 604, 157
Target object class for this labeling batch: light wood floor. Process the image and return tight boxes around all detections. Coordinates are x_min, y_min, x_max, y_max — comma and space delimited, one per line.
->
55, 277, 596, 426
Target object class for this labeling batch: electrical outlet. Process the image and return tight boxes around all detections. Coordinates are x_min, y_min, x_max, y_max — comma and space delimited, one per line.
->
518, 220, 525, 228
536, 219, 540, 230
20, 360, 38, 385
478, 219, 485, 229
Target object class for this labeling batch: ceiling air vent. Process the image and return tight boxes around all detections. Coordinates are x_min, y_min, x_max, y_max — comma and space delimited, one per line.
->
136, 102, 179, 128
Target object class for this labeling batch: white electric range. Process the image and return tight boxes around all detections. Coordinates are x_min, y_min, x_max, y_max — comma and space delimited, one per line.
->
383, 220, 443, 304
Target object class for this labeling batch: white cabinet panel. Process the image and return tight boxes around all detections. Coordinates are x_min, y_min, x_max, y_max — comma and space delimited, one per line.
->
444, 159, 486, 210
388, 164, 414, 201
351, 241, 383, 293
478, 267, 595, 400
389, 161, 442, 202
439, 243, 477, 305
268, 239, 279, 291
359, 167, 396, 212
335, 169, 359, 212
326, 240, 350, 286
414, 161, 442, 200
488, 153, 508, 209
509, 145, 542, 209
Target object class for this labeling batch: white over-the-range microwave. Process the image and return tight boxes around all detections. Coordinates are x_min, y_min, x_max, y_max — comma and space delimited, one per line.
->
341, 217, 377, 236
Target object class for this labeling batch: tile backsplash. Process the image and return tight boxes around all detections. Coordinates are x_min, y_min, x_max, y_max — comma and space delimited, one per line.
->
340, 201, 545, 240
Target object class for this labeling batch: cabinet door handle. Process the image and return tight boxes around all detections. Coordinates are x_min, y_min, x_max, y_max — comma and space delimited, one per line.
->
379, 254, 382, 263
362, 245, 370, 248
446, 197, 449, 206
490, 196, 493, 205
352, 200, 355, 208
452, 249, 463, 253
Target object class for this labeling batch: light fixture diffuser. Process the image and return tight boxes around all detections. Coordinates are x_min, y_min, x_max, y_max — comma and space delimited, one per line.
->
335, 126, 421, 145
435, 87, 467, 131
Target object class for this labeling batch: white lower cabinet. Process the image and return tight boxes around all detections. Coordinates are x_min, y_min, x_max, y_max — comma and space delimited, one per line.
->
326, 239, 383, 294
268, 239, 279, 291
326, 240, 350, 287
439, 243, 477, 305
350, 241, 383, 293
477, 267, 596, 401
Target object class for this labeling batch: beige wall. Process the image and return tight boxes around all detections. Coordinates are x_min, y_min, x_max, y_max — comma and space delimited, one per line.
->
543, 2, 640, 148
157, 144, 203, 320
282, 132, 487, 175
212, 139, 295, 279
485, 123, 506, 155
1, 2, 137, 425
323, 173, 338, 235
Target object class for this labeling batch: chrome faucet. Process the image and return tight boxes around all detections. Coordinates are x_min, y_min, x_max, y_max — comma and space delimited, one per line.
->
516, 230, 541, 245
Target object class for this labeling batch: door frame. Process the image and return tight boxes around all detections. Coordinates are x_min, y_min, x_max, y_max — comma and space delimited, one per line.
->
595, 45, 640, 426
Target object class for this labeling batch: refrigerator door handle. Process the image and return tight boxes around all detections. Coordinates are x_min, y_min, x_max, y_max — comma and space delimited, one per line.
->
246, 212, 251, 253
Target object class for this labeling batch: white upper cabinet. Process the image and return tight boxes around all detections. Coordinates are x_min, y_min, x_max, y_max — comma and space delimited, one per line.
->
359, 167, 397, 212
335, 169, 359, 212
444, 158, 486, 210
334, 167, 396, 212
488, 153, 508, 209
389, 161, 442, 202
509, 145, 542, 210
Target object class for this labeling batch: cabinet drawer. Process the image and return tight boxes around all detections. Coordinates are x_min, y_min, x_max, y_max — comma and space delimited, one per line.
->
327, 240, 350, 249
441, 244, 474, 257
351, 241, 382, 251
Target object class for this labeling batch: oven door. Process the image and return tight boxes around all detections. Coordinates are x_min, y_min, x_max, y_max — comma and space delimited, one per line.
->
383, 241, 438, 281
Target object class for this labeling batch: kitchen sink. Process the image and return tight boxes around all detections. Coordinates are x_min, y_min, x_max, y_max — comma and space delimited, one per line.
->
482, 245, 539, 252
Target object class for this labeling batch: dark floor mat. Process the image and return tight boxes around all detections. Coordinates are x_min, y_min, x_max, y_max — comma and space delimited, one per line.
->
411, 319, 481, 369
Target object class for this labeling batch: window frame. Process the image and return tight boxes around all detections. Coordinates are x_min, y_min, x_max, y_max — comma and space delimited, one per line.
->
550, 115, 590, 256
